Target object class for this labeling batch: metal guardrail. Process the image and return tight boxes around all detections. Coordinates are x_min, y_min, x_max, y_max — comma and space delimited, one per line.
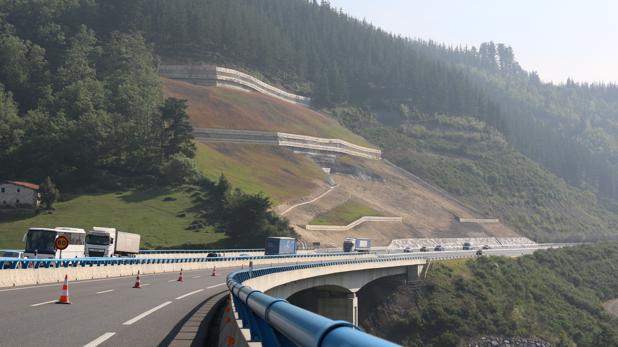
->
0, 251, 365, 270
139, 248, 263, 254
225, 253, 469, 347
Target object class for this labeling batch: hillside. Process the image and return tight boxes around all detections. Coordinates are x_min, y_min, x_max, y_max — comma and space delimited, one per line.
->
362, 242, 618, 346
163, 78, 372, 147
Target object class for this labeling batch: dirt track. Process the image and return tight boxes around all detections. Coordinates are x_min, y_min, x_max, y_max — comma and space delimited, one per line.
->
280, 157, 518, 248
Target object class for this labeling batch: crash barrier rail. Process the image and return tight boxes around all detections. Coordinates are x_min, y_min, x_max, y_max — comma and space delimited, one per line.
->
139, 248, 263, 254
159, 64, 311, 105
193, 128, 382, 160
226, 253, 483, 347
0, 251, 369, 270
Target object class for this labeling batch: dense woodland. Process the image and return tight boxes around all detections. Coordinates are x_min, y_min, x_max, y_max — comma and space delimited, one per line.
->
364, 242, 618, 346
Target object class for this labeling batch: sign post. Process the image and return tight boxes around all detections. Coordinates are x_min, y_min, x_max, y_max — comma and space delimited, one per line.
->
55, 235, 69, 259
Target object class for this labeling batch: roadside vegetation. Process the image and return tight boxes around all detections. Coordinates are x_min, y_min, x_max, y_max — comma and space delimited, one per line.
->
364, 242, 618, 347
309, 199, 384, 226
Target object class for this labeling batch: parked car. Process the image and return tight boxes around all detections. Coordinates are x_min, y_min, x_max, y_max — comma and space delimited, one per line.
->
420, 246, 428, 252
434, 245, 445, 251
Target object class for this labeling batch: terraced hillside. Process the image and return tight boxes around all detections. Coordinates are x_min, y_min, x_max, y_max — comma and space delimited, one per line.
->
166, 76, 521, 247
163, 78, 373, 147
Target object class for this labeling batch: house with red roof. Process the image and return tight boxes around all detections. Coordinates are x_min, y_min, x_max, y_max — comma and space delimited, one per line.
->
0, 181, 41, 208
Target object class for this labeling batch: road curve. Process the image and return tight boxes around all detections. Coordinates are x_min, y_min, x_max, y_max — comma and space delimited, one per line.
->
0, 267, 234, 347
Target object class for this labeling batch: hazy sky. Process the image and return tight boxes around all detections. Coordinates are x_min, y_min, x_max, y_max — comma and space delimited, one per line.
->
328, 0, 617, 84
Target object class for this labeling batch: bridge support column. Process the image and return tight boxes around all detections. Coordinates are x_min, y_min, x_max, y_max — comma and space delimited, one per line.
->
407, 264, 423, 281
316, 291, 358, 325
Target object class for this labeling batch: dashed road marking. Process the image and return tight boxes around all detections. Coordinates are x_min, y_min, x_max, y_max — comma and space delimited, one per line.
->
31, 300, 56, 307
83, 332, 116, 347
175, 289, 204, 300
122, 301, 172, 325
96, 289, 114, 294
191, 276, 201, 279
207, 283, 226, 289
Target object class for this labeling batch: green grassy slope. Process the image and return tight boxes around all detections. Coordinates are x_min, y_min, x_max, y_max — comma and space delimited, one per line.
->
194, 142, 325, 204
364, 242, 618, 347
0, 188, 225, 249
309, 199, 384, 225
329, 106, 618, 242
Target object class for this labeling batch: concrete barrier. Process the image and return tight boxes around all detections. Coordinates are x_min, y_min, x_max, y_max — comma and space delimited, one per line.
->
305, 216, 403, 231
159, 64, 311, 106
193, 128, 382, 160
0, 253, 376, 288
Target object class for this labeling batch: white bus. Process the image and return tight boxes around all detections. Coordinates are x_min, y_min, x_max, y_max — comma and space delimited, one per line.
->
23, 227, 86, 259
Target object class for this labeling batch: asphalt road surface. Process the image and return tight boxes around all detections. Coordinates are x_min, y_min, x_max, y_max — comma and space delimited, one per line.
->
0, 267, 234, 347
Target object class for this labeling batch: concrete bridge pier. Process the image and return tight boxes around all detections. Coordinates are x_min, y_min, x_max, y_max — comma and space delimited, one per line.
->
317, 291, 358, 325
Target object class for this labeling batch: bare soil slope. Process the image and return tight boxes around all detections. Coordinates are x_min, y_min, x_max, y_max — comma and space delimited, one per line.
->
279, 158, 518, 247
163, 78, 373, 147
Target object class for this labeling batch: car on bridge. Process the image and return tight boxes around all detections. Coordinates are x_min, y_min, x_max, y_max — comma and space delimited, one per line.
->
434, 245, 445, 251
420, 246, 428, 252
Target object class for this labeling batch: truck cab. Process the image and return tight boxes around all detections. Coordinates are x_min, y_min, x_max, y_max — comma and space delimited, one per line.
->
85, 227, 116, 257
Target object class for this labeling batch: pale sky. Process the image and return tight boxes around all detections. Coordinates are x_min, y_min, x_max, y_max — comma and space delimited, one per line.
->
328, 0, 618, 84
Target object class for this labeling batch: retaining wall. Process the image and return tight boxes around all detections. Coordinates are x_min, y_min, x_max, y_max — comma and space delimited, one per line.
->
193, 128, 382, 160
159, 64, 311, 106
305, 216, 403, 231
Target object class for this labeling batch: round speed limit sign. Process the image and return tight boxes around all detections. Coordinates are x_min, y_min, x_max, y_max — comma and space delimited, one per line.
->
55, 235, 70, 251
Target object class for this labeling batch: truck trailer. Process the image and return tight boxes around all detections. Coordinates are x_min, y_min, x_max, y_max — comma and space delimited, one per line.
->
265, 237, 297, 255
343, 237, 372, 252
85, 227, 140, 257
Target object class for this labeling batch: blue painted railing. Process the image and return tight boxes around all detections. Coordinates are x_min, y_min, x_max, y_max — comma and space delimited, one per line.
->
0, 251, 369, 270
139, 248, 264, 254
226, 255, 435, 347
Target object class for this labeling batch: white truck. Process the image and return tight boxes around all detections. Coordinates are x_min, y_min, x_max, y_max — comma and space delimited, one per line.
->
85, 227, 140, 257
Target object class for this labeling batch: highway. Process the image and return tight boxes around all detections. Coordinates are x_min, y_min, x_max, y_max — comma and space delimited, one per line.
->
0, 267, 234, 347
0, 245, 561, 347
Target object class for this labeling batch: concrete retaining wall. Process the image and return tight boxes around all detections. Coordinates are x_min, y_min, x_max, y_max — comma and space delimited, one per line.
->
159, 64, 311, 106
305, 216, 403, 231
0, 253, 375, 288
193, 128, 382, 160
388, 237, 536, 250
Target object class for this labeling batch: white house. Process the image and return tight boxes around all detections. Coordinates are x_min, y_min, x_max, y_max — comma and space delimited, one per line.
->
0, 181, 40, 208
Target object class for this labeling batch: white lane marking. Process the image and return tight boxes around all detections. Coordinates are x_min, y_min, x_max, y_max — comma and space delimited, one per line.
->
168, 279, 176, 282
207, 283, 226, 289
0, 271, 164, 292
175, 289, 204, 300
31, 300, 56, 307
191, 276, 201, 279
83, 332, 116, 347
141, 283, 151, 286
122, 301, 172, 325
96, 289, 114, 294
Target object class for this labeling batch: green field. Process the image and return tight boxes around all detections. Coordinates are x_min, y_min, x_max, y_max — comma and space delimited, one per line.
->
309, 199, 384, 225
0, 188, 225, 249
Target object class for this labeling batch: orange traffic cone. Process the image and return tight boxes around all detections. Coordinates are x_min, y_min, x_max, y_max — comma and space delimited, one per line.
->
56, 274, 71, 304
211, 265, 217, 276
133, 270, 142, 288
177, 268, 184, 282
